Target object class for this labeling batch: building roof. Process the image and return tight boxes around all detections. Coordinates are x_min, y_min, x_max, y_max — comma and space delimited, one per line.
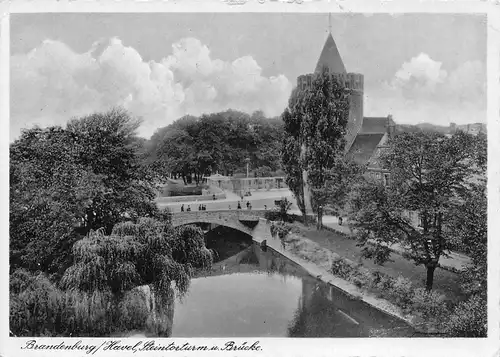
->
314, 33, 347, 74
347, 133, 385, 165
360, 117, 394, 134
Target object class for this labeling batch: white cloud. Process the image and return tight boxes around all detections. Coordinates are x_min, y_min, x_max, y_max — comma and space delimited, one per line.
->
11, 37, 293, 140
365, 53, 486, 126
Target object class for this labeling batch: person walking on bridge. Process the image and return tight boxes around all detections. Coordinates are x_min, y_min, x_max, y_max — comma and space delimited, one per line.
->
187, 205, 191, 212
237, 201, 241, 210
181, 204, 184, 212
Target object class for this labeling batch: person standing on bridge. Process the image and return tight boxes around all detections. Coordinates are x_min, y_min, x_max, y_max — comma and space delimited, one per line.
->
181, 204, 184, 212
246, 201, 250, 209
187, 205, 191, 212
237, 202, 241, 209
198, 204, 202, 211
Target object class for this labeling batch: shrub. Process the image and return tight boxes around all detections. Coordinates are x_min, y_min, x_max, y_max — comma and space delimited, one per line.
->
270, 221, 292, 240
9, 272, 68, 336
376, 274, 395, 291
264, 208, 281, 222
390, 276, 414, 308
411, 288, 447, 318
351, 276, 364, 288
445, 295, 487, 337
330, 257, 353, 280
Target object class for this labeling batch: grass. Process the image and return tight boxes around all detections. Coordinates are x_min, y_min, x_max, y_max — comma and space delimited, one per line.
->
279, 221, 469, 333
288, 222, 466, 304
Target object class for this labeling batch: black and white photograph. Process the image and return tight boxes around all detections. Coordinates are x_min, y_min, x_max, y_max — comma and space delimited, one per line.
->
2, 1, 498, 355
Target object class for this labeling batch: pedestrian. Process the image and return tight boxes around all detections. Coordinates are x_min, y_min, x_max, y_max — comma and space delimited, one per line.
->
264, 205, 267, 210
213, 194, 216, 201
187, 205, 191, 212
229, 204, 231, 210
338, 216, 343, 226
246, 201, 250, 209
203, 204, 206, 211
181, 204, 184, 212
198, 204, 202, 211
237, 202, 241, 209
249, 203, 252, 210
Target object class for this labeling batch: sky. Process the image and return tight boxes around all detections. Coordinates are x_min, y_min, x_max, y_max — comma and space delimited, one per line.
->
10, 13, 487, 139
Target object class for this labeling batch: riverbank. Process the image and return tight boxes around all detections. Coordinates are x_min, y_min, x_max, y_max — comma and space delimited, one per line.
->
261, 222, 452, 334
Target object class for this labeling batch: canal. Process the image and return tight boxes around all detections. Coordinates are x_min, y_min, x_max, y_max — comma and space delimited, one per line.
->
130, 226, 418, 337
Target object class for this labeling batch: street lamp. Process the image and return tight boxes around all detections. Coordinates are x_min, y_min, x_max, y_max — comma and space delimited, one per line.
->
245, 158, 250, 178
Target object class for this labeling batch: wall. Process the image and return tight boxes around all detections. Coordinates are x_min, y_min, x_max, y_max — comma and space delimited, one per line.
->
155, 192, 226, 204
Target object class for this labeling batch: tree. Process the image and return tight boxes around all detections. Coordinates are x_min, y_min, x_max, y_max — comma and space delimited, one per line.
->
313, 157, 363, 229
10, 218, 213, 337
281, 70, 350, 226
61, 219, 212, 295
348, 131, 483, 291
10, 108, 161, 277
10, 126, 98, 276
147, 110, 284, 182
445, 175, 487, 337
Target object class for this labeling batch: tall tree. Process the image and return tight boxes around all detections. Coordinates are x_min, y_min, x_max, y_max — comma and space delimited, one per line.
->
10, 108, 160, 277
281, 70, 350, 225
348, 131, 484, 291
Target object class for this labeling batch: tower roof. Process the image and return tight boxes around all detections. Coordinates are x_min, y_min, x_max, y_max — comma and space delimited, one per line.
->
314, 33, 347, 74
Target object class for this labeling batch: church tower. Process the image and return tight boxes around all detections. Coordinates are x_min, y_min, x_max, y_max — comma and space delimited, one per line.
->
295, 26, 364, 215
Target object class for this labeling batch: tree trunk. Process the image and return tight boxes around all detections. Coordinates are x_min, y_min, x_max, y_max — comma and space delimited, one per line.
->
425, 264, 436, 291
316, 210, 323, 230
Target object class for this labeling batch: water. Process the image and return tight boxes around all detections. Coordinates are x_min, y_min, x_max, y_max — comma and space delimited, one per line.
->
139, 228, 418, 338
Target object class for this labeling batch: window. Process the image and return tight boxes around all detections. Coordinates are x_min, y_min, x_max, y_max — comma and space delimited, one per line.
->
383, 173, 390, 187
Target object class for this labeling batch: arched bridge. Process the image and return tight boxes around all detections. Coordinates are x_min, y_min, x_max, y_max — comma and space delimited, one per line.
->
170, 210, 271, 243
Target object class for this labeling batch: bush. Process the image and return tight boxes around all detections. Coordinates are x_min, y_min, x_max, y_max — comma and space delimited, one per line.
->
264, 208, 281, 222
445, 295, 487, 337
330, 257, 353, 280
376, 274, 395, 291
411, 288, 447, 318
390, 276, 414, 308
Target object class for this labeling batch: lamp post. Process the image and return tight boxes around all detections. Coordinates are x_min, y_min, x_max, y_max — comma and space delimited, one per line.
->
245, 158, 250, 178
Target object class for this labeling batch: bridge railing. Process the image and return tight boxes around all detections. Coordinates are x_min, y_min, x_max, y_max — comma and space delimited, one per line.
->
172, 210, 264, 220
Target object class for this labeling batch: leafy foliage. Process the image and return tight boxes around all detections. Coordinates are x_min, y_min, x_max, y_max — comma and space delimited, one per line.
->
10, 269, 176, 337
145, 110, 284, 183
281, 71, 350, 225
61, 218, 212, 296
10, 108, 161, 277
348, 131, 485, 291
445, 295, 487, 337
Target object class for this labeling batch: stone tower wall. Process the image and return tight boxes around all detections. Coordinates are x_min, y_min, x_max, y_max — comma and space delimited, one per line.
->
296, 72, 364, 150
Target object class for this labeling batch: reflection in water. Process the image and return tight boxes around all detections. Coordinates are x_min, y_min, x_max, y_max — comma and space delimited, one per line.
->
122, 228, 416, 337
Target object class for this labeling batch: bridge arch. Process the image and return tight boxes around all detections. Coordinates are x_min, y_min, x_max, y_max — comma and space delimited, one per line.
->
170, 210, 260, 236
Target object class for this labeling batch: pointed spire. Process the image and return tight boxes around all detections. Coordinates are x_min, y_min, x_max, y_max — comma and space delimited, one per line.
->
314, 33, 346, 74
